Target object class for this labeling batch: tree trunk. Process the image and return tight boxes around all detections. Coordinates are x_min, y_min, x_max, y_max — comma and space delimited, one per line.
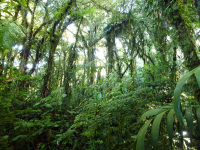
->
168, 1, 200, 103
106, 31, 115, 74
171, 47, 177, 81
87, 47, 95, 84
165, 1, 200, 70
0, 55, 5, 77
42, 41, 58, 98
64, 46, 77, 100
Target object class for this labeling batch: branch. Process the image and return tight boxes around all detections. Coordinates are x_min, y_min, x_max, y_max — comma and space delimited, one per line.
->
32, 20, 52, 38
73, 17, 83, 51
91, 0, 113, 12
143, 53, 155, 65
80, 31, 89, 50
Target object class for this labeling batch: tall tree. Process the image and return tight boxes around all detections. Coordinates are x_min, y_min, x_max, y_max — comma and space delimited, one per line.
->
42, 0, 76, 97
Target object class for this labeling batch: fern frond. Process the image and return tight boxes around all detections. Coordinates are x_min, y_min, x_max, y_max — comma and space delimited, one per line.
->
0, 19, 26, 51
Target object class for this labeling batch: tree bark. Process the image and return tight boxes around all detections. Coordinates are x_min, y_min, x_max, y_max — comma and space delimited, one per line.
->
41, 0, 75, 97
171, 47, 177, 81
165, 0, 200, 70
42, 38, 59, 98
106, 30, 115, 74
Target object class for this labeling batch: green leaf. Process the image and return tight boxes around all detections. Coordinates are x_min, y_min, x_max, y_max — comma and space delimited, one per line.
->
12, 135, 28, 141
1, 135, 8, 140
190, 51, 194, 58
0, 19, 25, 50
196, 107, 200, 131
167, 109, 175, 149
151, 111, 167, 150
44, 104, 52, 108
172, 3, 178, 10
33, 102, 40, 107
54, 124, 59, 127
57, 128, 75, 143
160, 105, 173, 109
194, 66, 200, 88
173, 67, 198, 126
185, 106, 193, 138
136, 119, 153, 150
61, 94, 67, 98
42, 144, 45, 149
132, 140, 137, 150
32, 128, 43, 136
141, 109, 166, 120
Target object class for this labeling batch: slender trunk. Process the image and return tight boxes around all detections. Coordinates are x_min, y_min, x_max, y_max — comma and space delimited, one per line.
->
128, 36, 137, 78
87, 49, 90, 84
96, 68, 101, 84
42, 42, 58, 98
64, 46, 76, 99
171, 47, 177, 81
87, 47, 95, 84
106, 31, 115, 74
82, 56, 86, 87
80, 27, 96, 85
13, 4, 21, 21
62, 50, 67, 87
57, 54, 61, 87
0, 55, 5, 77
114, 49, 122, 79
20, 1, 38, 75
130, 59, 137, 77
20, 44, 31, 74
64, 18, 82, 99
29, 37, 45, 75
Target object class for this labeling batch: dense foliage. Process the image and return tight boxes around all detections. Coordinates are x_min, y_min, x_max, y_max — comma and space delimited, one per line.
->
0, 0, 200, 149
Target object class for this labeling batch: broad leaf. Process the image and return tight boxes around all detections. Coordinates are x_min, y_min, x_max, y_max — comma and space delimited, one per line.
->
173, 67, 198, 126
196, 107, 200, 131
141, 109, 166, 120
33, 102, 40, 107
167, 109, 175, 149
32, 128, 43, 136
12, 135, 28, 141
160, 105, 173, 109
194, 66, 200, 88
151, 111, 167, 150
44, 104, 53, 108
185, 106, 193, 138
136, 119, 153, 150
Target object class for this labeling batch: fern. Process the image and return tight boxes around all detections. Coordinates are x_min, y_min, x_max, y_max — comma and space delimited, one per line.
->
0, 19, 26, 51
